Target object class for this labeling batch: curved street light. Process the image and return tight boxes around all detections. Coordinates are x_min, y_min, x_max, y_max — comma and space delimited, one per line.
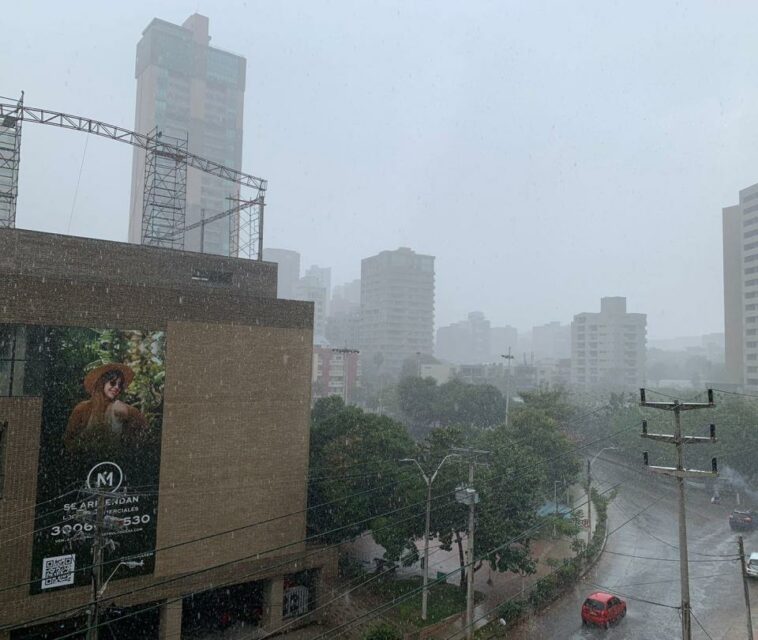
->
400, 454, 460, 621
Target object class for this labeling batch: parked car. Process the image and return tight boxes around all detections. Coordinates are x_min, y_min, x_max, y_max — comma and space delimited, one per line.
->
747, 552, 758, 578
581, 592, 627, 629
729, 509, 756, 531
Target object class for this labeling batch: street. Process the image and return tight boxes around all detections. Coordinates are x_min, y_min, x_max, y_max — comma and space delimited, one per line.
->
510, 455, 754, 640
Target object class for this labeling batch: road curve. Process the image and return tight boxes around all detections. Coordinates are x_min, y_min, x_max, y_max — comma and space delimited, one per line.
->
509, 455, 753, 640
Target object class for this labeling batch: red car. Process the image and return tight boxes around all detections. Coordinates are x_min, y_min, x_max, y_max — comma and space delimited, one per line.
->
581, 591, 627, 629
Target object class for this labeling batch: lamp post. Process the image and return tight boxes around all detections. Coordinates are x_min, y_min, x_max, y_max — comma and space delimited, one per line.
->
500, 349, 514, 426
98, 560, 144, 598
400, 454, 459, 621
586, 447, 617, 547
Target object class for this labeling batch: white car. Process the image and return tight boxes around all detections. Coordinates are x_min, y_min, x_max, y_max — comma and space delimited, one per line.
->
746, 553, 758, 578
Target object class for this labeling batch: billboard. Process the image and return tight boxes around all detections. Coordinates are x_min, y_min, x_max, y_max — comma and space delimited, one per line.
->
0, 325, 165, 594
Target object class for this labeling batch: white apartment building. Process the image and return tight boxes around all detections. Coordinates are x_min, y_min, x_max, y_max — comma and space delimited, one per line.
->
570, 297, 646, 390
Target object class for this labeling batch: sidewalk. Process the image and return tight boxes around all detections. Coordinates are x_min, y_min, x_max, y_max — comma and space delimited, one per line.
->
338, 485, 597, 639
427, 484, 596, 639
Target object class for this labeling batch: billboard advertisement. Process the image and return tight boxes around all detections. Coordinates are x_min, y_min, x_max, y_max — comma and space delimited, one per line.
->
0, 325, 165, 594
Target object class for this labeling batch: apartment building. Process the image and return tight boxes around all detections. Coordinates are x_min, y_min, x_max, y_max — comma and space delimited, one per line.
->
360, 247, 435, 377
570, 297, 646, 390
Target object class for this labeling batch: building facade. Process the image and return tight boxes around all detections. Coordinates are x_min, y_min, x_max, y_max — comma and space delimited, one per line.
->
570, 297, 646, 391
129, 14, 246, 257
0, 229, 334, 640
295, 273, 329, 341
722, 189, 758, 388
312, 346, 360, 404
532, 321, 571, 360
359, 248, 435, 378
263, 248, 301, 299
435, 312, 491, 365
489, 326, 518, 362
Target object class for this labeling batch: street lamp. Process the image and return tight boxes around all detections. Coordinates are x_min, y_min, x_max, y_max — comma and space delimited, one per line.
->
97, 560, 144, 598
400, 454, 459, 621
586, 446, 617, 546
500, 349, 515, 426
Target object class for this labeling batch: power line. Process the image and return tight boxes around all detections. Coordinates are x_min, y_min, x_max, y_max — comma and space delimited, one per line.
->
603, 550, 738, 563
689, 608, 715, 640
0, 476, 418, 593
3, 406, 642, 603
4, 406, 642, 632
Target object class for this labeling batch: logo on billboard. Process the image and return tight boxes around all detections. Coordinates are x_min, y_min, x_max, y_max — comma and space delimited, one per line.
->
86, 461, 124, 492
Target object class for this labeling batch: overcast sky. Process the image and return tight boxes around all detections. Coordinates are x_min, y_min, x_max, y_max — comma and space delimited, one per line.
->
3, 1, 757, 339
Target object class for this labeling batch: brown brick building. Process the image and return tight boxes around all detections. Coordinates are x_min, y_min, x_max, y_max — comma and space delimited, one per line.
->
0, 228, 335, 639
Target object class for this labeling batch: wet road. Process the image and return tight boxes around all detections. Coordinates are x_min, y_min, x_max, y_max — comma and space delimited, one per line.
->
510, 455, 755, 640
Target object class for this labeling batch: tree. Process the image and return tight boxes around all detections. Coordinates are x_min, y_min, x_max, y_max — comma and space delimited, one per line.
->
396, 376, 507, 438
307, 402, 417, 546
437, 379, 505, 428
397, 376, 439, 435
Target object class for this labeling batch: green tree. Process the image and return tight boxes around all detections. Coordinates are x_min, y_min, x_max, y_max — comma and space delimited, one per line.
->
437, 379, 505, 428
307, 403, 417, 546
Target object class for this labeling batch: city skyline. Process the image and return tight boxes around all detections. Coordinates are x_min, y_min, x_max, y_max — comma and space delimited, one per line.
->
4, 1, 757, 338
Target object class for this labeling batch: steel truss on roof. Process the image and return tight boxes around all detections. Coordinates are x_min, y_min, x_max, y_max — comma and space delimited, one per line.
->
0, 94, 23, 228
0, 97, 267, 260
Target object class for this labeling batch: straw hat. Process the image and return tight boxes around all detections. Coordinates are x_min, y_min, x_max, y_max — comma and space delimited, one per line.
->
83, 363, 135, 396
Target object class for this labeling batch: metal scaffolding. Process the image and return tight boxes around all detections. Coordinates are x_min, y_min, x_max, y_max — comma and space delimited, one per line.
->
141, 130, 188, 250
0, 98, 268, 258
228, 195, 264, 260
0, 93, 23, 228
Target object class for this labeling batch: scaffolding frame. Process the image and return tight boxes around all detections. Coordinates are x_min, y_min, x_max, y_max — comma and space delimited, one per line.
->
141, 130, 188, 250
228, 195, 264, 260
0, 93, 23, 228
0, 98, 268, 259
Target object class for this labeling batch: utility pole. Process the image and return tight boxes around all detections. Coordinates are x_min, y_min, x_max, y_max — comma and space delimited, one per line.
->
640, 388, 717, 640
500, 349, 514, 427
739, 536, 755, 640
400, 454, 459, 621
86, 493, 106, 640
587, 447, 617, 548
452, 447, 490, 640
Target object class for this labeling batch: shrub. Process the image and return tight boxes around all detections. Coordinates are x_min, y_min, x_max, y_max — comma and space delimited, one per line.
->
363, 623, 402, 640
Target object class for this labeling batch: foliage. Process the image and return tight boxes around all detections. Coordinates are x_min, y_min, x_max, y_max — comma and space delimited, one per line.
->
490, 488, 610, 635
396, 376, 506, 438
367, 576, 469, 626
307, 401, 417, 545
363, 623, 402, 640
506, 389, 581, 492
309, 386, 581, 595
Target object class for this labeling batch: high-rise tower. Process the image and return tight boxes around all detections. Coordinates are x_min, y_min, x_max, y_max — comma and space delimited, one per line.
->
129, 14, 246, 256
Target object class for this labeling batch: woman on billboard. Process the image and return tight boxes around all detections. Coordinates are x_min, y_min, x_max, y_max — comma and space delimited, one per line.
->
63, 363, 149, 453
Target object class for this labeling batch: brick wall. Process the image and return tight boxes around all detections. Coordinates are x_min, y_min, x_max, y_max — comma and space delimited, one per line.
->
0, 228, 333, 629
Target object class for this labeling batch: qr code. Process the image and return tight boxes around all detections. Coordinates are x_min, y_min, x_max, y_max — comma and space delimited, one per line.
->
41, 554, 75, 589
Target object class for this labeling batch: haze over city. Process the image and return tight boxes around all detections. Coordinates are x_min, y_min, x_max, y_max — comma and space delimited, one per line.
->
3, 1, 757, 337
